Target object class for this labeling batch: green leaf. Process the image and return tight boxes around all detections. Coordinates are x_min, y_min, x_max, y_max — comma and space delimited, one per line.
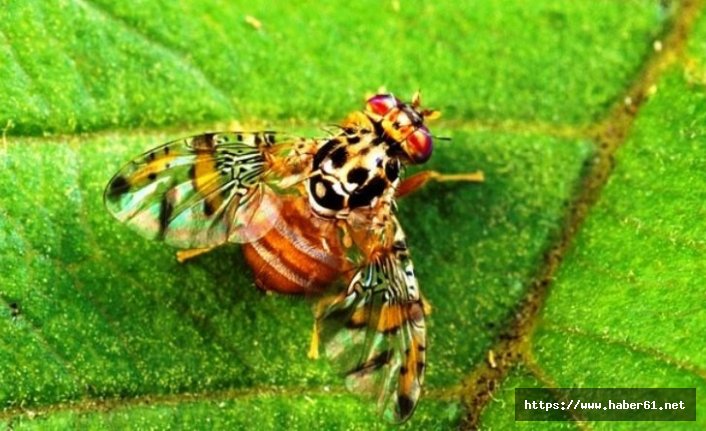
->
508, 71, 706, 430
3, 394, 461, 430
1, 0, 664, 135
479, 11, 706, 431
2, 0, 704, 429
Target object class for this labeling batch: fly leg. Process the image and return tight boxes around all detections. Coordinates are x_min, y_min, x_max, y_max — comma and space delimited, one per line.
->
176, 246, 218, 263
308, 299, 328, 360
307, 294, 345, 360
395, 170, 484, 198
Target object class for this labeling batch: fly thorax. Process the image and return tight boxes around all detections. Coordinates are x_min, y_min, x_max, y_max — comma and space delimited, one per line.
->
307, 135, 401, 218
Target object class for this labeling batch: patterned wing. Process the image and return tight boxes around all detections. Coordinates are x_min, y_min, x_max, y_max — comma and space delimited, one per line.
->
104, 132, 303, 248
314, 216, 427, 423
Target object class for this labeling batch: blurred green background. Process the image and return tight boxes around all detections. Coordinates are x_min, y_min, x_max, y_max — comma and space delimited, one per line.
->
1, 1, 704, 429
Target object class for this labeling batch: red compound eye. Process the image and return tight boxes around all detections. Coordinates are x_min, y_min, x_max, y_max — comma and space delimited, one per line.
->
366, 94, 400, 116
405, 127, 433, 163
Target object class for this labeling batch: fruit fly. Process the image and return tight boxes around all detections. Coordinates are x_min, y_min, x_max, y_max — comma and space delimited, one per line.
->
104, 93, 483, 423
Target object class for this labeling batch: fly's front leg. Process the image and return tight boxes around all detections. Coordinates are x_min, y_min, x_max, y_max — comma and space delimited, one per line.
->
396, 170, 484, 198
176, 246, 218, 263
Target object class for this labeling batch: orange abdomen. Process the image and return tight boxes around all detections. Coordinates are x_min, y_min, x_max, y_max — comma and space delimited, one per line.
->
242, 197, 349, 294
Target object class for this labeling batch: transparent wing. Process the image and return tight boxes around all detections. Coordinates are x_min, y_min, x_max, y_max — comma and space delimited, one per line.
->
104, 132, 308, 248
315, 216, 427, 423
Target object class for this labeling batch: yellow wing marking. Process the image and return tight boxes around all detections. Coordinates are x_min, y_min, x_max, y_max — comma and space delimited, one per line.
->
192, 152, 224, 215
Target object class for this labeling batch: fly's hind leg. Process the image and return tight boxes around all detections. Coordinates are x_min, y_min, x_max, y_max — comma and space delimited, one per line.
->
176, 246, 218, 263
396, 170, 485, 198
307, 294, 346, 360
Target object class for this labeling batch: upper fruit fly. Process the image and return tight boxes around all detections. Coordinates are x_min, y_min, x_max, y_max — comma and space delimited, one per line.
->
104, 92, 483, 423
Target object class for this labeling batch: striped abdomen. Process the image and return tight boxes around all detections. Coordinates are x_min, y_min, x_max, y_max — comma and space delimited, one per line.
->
242, 197, 349, 294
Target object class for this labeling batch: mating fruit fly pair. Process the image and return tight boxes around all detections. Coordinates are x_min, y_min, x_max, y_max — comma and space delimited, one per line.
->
104, 93, 483, 423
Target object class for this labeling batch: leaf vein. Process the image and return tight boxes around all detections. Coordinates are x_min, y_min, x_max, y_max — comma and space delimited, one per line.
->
75, 0, 234, 110
0, 27, 52, 118
543, 323, 706, 383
